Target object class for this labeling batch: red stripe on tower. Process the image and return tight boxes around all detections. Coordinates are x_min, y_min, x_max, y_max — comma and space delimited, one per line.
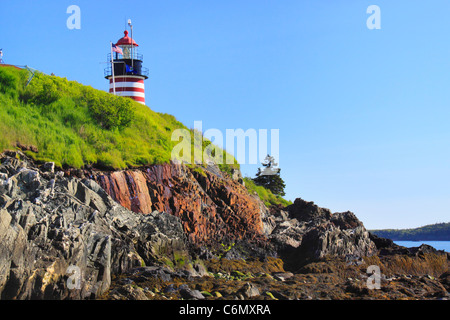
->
110, 87, 145, 93
105, 28, 149, 105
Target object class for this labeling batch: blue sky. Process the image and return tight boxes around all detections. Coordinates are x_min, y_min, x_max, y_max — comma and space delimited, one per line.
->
1, 0, 450, 229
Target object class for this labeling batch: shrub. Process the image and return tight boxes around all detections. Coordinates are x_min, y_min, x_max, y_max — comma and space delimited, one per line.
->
84, 90, 136, 130
20, 72, 62, 105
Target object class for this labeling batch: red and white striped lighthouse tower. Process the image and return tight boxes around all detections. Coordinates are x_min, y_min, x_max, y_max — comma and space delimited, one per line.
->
105, 28, 149, 105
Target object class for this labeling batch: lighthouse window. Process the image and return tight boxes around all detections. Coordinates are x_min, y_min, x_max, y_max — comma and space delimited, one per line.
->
122, 46, 131, 59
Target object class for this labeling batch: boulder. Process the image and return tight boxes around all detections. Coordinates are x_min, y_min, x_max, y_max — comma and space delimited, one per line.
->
111, 284, 149, 300
273, 272, 294, 281
269, 199, 377, 271
179, 287, 205, 300
239, 282, 260, 298
287, 198, 332, 221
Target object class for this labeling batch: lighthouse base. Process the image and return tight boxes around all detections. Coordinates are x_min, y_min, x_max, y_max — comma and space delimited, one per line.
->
108, 75, 146, 105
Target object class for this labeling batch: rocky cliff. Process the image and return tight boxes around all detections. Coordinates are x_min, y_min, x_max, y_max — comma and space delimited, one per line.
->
87, 164, 266, 247
66, 161, 377, 269
0, 151, 191, 299
1, 151, 447, 300
269, 199, 377, 271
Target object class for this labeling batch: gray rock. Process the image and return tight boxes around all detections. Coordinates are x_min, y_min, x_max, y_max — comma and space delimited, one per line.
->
113, 284, 149, 300
287, 198, 332, 221
274, 210, 289, 222
138, 266, 173, 282
178, 284, 190, 290
273, 272, 294, 281
0, 172, 8, 182
239, 282, 260, 298
0, 152, 190, 300
163, 284, 177, 293
179, 287, 205, 300
42, 162, 55, 173
269, 198, 377, 271
191, 262, 208, 277
230, 168, 242, 182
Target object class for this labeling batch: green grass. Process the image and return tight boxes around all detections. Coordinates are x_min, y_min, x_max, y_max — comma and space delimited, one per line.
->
0, 65, 238, 172
243, 177, 292, 208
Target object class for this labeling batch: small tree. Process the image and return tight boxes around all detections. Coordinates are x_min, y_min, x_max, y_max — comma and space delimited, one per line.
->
253, 155, 286, 196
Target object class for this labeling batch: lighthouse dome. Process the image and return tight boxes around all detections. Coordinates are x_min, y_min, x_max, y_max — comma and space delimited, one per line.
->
115, 30, 139, 47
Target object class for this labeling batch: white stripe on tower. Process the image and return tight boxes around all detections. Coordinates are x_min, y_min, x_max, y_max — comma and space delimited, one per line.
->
109, 76, 146, 105
114, 91, 145, 98
111, 82, 145, 89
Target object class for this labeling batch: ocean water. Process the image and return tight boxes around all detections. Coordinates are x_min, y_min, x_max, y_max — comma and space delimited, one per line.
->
394, 241, 450, 253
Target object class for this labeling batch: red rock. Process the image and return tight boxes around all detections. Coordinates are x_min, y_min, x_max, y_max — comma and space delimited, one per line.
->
92, 163, 266, 247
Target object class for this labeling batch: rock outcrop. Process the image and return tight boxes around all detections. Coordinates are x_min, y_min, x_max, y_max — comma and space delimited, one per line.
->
0, 151, 385, 300
106, 245, 449, 301
75, 165, 378, 271
0, 151, 189, 300
67, 164, 379, 271
267, 198, 377, 271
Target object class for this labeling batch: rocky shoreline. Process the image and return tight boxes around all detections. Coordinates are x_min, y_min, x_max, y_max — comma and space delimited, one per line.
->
104, 254, 450, 301
0, 150, 448, 300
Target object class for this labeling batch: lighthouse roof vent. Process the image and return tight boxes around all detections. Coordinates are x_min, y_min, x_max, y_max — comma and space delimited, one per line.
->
116, 30, 139, 47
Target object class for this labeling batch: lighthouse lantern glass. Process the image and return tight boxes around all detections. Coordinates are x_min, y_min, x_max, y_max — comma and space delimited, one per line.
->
120, 45, 132, 59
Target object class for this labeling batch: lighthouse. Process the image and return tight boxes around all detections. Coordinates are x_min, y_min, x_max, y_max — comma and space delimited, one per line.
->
105, 28, 149, 105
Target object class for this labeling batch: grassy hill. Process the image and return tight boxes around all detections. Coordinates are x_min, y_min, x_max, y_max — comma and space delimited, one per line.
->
370, 222, 450, 241
0, 65, 238, 172
0, 65, 294, 208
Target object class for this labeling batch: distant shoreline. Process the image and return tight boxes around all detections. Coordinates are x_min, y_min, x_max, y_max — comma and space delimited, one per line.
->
370, 222, 450, 241
393, 240, 450, 253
